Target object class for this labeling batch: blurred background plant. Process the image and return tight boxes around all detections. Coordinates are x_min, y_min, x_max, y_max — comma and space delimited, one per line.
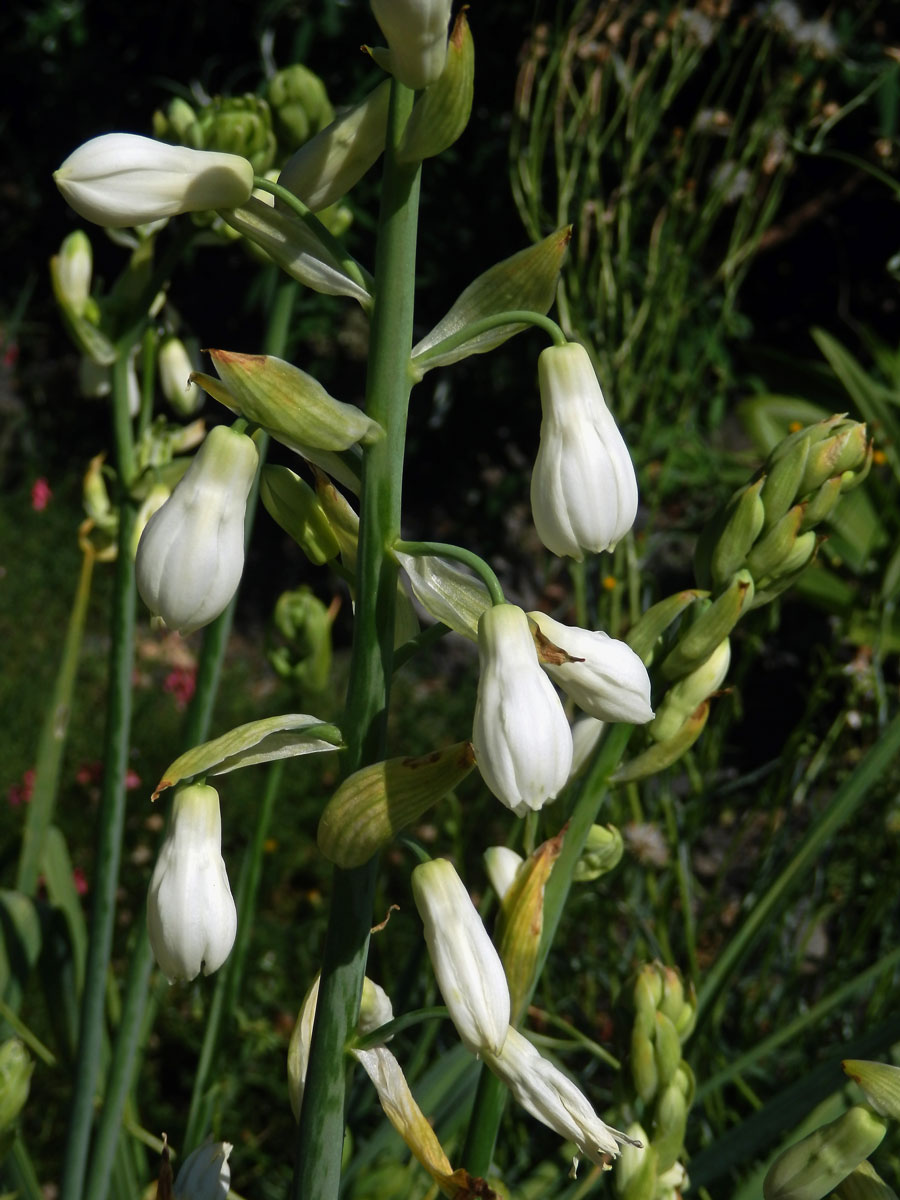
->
2, 0, 900, 1197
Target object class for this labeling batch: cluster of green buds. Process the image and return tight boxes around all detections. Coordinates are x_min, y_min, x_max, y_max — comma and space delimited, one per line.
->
613, 963, 696, 1199
153, 93, 277, 173
617, 415, 870, 781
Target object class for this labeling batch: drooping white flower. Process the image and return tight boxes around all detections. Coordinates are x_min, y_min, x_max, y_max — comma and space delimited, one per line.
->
147, 784, 237, 983
173, 1138, 232, 1200
473, 604, 574, 816
528, 611, 654, 724
484, 1026, 638, 1168
370, 0, 453, 90
411, 859, 510, 1057
531, 342, 638, 560
54, 133, 254, 228
135, 425, 258, 635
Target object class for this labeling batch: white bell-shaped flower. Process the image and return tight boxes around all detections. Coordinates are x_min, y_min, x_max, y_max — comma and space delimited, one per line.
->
531, 342, 638, 560
370, 0, 452, 90
147, 783, 237, 983
411, 859, 510, 1057
473, 604, 573, 815
528, 611, 654, 724
55, 133, 254, 228
135, 425, 258, 635
173, 1139, 232, 1200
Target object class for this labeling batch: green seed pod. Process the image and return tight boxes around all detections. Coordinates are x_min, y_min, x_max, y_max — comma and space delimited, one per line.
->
631, 1009, 659, 1103
649, 638, 730, 743
762, 435, 810, 529
317, 743, 476, 868
652, 1079, 688, 1174
653, 1011, 683, 1087
763, 1106, 887, 1200
709, 478, 766, 587
842, 1060, 900, 1120
660, 573, 754, 681
397, 9, 474, 164
260, 465, 340, 564
625, 590, 708, 665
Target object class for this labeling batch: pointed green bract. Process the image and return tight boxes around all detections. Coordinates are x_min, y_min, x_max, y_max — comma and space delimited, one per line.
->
396, 10, 474, 165
411, 227, 571, 370
153, 714, 343, 798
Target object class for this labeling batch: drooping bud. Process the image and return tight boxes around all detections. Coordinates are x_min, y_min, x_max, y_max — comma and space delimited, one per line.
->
173, 1139, 232, 1200
615, 1124, 658, 1200
317, 742, 476, 868
369, 0, 453, 90
396, 9, 474, 164
50, 230, 93, 317
268, 587, 334, 693
278, 81, 391, 212
472, 604, 573, 816
54, 134, 254, 228
412, 858, 511, 1056
200, 350, 383, 454
659, 571, 754, 681
260, 465, 340, 564
649, 638, 730, 743
158, 336, 204, 417
530, 342, 638, 560
528, 611, 654, 724
135, 425, 258, 635
483, 846, 524, 904
146, 783, 237, 983
763, 1107, 887, 1200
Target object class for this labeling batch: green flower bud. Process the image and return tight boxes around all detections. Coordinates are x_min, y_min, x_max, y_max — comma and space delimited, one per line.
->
762, 434, 811, 530
397, 9, 474, 164
152, 97, 203, 148
616, 1125, 658, 1200
573, 823, 623, 882
317, 743, 476, 868
268, 586, 333, 693
653, 1011, 683, 1088
755, 530, 817, 592
612, 701, 709, 783
660, 572, 754, 681
196, 94, 277, 173
746, 504, 805, 581
631, 1009, 659, 1103
624, 589, 708, 666
267, 64, 334, 150
763, 1107, 887, 1200
201, 350, 383, 454
260, 465, 340, 564
50, 230, 93, 316
634, 963, 664, 1015
696, 477, 765, 589
650, 638, 730, 743
278, 81, 391, 212
651, 1078, 688, 1173
158, 336, 204, 417
659, 967, 696, 1040
800, 475, 843, 530
0, 1040, 32, 1132
798, 420, 869, 495
842, 1060, 900, 1120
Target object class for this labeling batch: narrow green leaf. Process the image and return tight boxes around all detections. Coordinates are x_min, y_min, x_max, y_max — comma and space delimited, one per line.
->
0, 892, 42, 1001
153, 714, 343, 798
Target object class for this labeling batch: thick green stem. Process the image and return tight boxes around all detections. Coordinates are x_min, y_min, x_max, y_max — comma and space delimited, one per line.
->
60, 355, 138, 1200
291, 78, 421, 1200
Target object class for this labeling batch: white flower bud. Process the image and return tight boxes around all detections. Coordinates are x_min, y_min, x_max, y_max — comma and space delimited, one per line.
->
135, 425, 258, 635
411, 859, 510, 1057
484, 1026, 638, 1167
370, 0, 452, 90
173, 1138, 232, 1200
54, 134, 254, 228
52, 230, 93, 316
528, 611, 654, 724
158, 337, 203, 417
473, 604, 573, 815
531, 342, 638, 560
483, 846, 524, 903
147, 784, 237, 983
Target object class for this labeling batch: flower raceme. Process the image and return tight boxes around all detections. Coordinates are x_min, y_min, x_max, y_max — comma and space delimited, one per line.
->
146, 783, 237, 983
135, 424, 258, 635
472, 604, 573, 816
54, 133, 254, 228
531, 342, 638, 560
528, 611, 654, 725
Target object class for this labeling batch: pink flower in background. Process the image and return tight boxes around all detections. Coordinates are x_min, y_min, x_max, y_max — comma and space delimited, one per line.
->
125, 769, 142, 790
76, 761, 141, 790
31, 478, 53, 511
163, 666, 196, 711
8, 769, 35, 807
72, 867, 88, 896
